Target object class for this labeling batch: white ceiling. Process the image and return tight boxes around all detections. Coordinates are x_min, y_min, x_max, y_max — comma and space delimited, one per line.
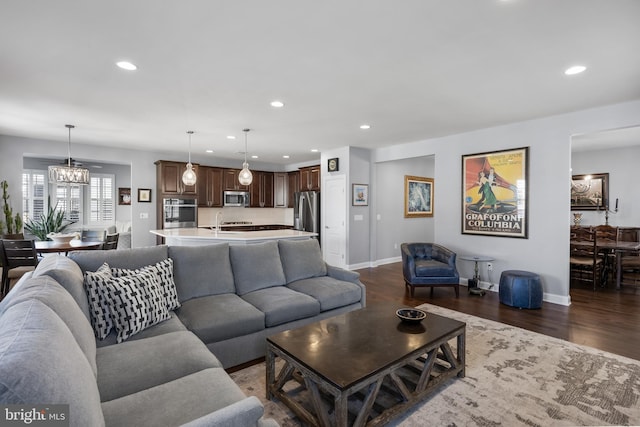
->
1, 0, 639, 165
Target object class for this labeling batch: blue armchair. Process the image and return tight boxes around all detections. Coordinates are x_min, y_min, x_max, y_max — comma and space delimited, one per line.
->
401, 243, 460, 298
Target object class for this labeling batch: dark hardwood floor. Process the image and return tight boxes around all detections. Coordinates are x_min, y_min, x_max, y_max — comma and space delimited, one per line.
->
357, 262, 640, 361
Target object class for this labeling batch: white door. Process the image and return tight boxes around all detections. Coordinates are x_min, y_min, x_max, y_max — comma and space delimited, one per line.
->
322, 175, 346, 268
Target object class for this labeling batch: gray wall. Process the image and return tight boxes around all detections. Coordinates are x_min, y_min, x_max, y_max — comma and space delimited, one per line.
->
571, 144, 640, 227
371, 99, 640, 305
375, 156, 435, 262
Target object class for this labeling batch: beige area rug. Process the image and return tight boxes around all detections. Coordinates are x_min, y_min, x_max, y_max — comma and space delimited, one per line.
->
230, 303, 640, 426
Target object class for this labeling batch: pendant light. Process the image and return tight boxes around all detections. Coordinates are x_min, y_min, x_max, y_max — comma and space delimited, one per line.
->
238, 128, 253, 186
182, 130, 197, 186
48, 124, 90, 185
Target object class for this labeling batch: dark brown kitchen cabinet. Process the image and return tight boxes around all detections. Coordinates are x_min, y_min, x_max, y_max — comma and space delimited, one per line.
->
197, 166, 224, 207
299, 165, 320, 191
223, 168, 250, 191
274, 172, 287, 208
287, 171, 300, 208
250, 171, 274, 208
156, 160, 199, 196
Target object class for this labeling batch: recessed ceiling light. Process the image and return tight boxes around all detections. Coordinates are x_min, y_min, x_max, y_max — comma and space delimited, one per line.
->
270, 100, 285, 108
205, 149, 213, 153
360, 124, 371, 130
565, 65, 586, 75
116, 61, 137, 71
251, 155, 259, 159
311, 149, 319, 153
283, 155, 290, 159
227, 135, 236, 140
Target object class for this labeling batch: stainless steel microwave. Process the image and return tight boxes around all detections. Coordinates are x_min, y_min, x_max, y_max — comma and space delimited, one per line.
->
224, 191, 250, 207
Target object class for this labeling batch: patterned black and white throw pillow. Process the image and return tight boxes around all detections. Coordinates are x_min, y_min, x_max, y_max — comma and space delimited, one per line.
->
84, 262, 114, 340
112, 258, 180, 311
103, 271, 171, 343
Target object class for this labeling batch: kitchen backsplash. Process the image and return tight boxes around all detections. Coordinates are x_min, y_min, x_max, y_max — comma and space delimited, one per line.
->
198, 207, 293, 227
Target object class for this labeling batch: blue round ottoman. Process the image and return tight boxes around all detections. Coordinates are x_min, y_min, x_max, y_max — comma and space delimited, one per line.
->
499, 270, 542, 309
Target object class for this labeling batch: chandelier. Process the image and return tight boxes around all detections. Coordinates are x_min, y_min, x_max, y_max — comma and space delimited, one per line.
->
238, 128, 253, 186
48, 124, 90, 185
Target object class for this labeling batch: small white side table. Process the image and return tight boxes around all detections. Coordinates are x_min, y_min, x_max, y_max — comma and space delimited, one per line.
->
458, 255, 495, 295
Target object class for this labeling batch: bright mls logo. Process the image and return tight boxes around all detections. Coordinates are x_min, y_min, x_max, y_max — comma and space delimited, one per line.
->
1, 405, 68, 426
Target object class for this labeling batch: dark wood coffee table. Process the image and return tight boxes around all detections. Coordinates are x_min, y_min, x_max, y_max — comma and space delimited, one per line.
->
266, 302, 466, 426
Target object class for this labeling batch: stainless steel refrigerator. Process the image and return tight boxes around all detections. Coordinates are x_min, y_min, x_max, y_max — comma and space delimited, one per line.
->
294, 191, 320, 243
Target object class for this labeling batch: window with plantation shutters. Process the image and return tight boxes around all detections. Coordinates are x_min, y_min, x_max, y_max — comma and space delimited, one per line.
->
55, 183, 82, 222
89, 174, 115, 224
22, 170, 48, 221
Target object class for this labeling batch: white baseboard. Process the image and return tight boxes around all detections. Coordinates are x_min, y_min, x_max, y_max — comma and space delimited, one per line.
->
347, 256, 401, 270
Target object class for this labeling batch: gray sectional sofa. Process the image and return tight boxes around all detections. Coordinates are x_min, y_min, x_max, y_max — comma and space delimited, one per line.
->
0, 239, 365, 426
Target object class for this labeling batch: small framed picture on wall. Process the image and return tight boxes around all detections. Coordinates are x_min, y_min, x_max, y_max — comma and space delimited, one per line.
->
352, 184, 368, 206
138, 188, 152, 203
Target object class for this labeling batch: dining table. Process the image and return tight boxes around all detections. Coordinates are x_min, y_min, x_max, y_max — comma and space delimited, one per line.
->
571, 239, 640, 289
35, 239, 104, 255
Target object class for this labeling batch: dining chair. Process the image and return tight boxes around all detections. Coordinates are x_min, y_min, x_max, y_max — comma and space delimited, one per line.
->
594, 224, 618, 285
103, 233, 119, 250
81, 229, 106, 242
618, 227, 640, 287
0, 239, 39, 297
569, 227, 603, 290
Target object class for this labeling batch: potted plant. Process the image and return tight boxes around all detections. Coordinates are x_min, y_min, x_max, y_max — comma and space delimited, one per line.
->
0, 180, 24, 239
24, 197, 75, 241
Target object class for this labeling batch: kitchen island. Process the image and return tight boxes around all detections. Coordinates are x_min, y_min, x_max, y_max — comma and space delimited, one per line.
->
150, 228, 318, 246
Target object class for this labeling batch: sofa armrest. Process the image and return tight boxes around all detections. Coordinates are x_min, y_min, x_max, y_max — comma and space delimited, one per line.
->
326, 264, 360, 283
400, 243, 417, 281
180, 396, 270, 427
325, 264, 366, 307
432, 244, 457, 268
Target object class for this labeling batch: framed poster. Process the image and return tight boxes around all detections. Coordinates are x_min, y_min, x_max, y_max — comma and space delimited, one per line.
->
138, 188, 152, 203
118, 187, 131, 205
352, 184, 368, 206
462, 146, 529, 238
571, 173, 608, 210
404, 176, 433, 217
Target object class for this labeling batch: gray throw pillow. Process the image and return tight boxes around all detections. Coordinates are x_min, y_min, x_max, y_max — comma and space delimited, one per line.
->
278, 239, 327, 283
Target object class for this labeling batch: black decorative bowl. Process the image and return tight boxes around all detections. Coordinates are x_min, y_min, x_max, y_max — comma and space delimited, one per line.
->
396, 308, 427, 324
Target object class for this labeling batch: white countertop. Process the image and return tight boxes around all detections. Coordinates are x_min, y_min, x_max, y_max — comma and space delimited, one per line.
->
150, 228, 317, 245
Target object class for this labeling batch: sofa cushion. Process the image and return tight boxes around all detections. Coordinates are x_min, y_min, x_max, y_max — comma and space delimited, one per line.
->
278, 239, 327, 283
69, 245, 169, 273
84, 263, 115, 340
0, 300, 104, 426
96, 313, 187, 348
112, 258, 181, 311
176, 294, 265, 343
287, 276, 363, 311
229, 241, 286, 295
97, 331, 222, 401
0, 276, 98, 377
242, 287, 320, 327
31, 254, 90, 321
101, 368, 249, 427
169, 244, 236, 301
415, 259, 455, 277
103, 271, 171, 343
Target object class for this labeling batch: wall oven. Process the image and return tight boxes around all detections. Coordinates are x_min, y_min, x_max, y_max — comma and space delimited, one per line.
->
163, 198, 197, 229
224, 191, 250, 207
